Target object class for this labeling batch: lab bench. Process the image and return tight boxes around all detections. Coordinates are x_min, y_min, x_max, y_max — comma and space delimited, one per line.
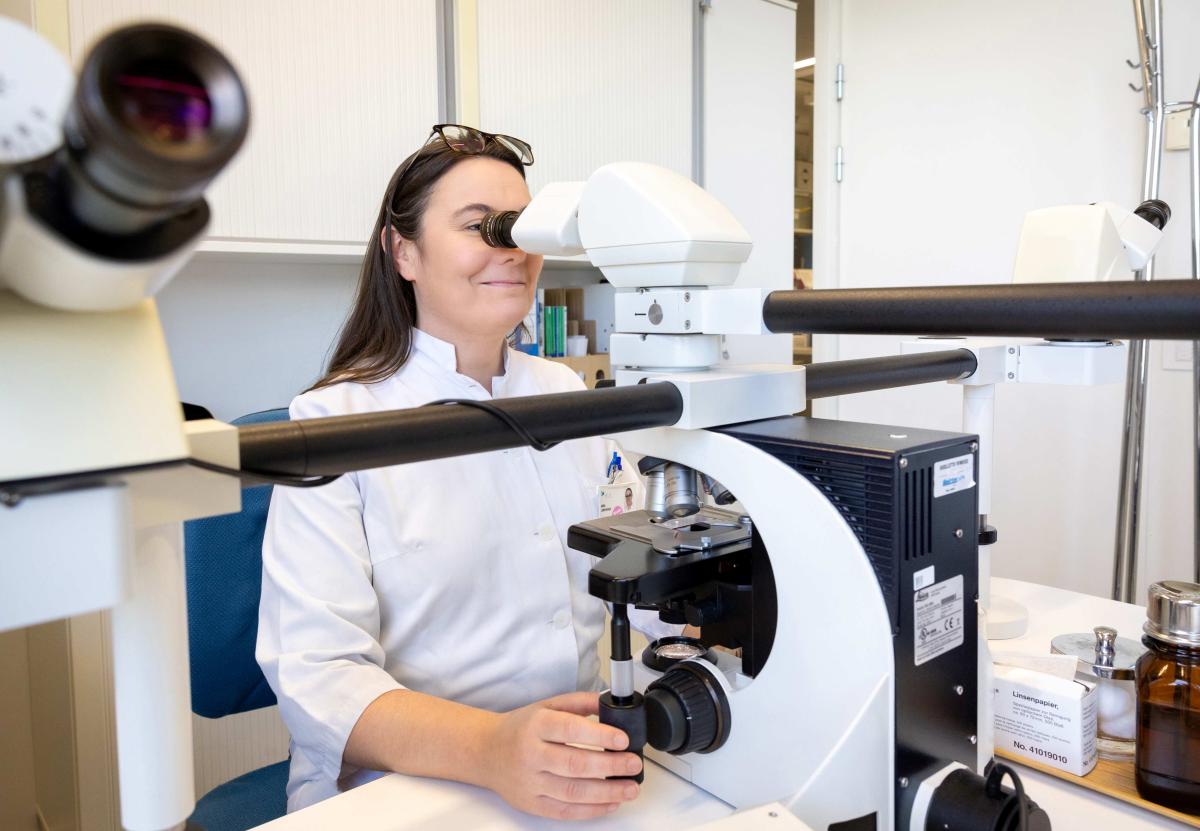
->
253, 578, 1185, 830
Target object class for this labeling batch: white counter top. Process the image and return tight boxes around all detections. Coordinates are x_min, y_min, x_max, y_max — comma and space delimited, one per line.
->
255, 578, 1182, 830
255, 754, 733, 830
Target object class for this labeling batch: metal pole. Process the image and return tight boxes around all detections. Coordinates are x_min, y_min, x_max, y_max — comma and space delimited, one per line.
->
111, 524, 195, 831
1131, 0, 1154, 111
1191, 75, 1200, 582
1114, 0, 1166, 603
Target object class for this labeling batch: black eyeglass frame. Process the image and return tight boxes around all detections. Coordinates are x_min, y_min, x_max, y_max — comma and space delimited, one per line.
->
429, 124, 534, 166
386, 124, 534, 218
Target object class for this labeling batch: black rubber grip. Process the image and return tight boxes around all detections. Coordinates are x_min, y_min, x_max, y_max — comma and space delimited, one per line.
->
599, 691, 646, 784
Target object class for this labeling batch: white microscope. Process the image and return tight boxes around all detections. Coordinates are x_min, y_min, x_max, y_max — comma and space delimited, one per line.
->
482, 165, 1050, 831
6, 14, 1200, 831
1, 16, 253, 831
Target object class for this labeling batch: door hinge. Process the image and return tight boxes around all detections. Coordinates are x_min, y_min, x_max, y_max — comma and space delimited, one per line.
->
835, 145, 844, 182
835, 63, 845, 101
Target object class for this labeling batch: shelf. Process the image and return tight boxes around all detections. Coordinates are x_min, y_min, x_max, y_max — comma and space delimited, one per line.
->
191, 239, 601, 271
194, 238, 367, 265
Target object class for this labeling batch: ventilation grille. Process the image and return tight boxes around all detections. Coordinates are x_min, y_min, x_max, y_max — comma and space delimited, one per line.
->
902, 467, 933, 561
765, 446, 897, 608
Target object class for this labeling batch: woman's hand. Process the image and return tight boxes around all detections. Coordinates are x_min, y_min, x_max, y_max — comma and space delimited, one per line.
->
481, 691, 644, 820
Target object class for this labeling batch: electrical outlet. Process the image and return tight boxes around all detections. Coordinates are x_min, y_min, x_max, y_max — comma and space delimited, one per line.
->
1166, 109, 1192, 151
1164, 340, 1195, 371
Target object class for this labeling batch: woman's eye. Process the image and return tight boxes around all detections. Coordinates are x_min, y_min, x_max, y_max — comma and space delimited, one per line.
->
466, 223, 482, 232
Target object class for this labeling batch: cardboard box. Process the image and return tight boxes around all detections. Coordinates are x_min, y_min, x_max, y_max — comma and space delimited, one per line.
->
993, 663, 1098, 776
565, 287, 585, 324
549, 354, 611, 388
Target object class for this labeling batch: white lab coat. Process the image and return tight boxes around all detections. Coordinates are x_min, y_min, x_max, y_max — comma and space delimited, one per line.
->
257, 329, 675, 812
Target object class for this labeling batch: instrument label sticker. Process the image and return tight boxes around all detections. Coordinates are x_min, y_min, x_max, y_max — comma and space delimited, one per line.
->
914, 574, 964, 666
933, 454, 975, 498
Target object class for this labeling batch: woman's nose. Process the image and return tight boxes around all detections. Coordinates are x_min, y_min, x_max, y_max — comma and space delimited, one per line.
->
495, 245, 527, 265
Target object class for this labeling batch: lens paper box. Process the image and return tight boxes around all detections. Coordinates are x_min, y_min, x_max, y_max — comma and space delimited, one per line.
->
993, 663, 1098, 776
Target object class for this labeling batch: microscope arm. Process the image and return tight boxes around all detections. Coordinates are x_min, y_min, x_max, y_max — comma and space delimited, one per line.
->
761, 279, 1200, 339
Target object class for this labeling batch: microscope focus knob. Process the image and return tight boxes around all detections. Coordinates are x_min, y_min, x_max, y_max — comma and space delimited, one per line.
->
644, 661, 730, 755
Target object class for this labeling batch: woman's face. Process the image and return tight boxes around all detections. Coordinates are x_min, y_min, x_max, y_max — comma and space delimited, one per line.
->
391, 157, 542, 342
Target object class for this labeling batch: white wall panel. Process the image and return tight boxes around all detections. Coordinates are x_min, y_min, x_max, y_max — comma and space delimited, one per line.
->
819, 0, 1200, 599
475, 0, 693, 196
68, 0, 441, 244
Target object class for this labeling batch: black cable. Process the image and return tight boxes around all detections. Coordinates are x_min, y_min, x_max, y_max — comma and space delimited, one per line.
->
425, 398, 561, 452
187, 457, 341, 488
985, 761, 1029, 831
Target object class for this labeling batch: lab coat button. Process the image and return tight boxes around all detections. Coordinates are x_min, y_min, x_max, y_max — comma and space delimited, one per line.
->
553, 609, 571, 630
537, 524, 555, 542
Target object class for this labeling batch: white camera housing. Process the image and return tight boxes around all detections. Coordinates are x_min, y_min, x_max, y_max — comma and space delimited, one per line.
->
514, 161, 752, 288
1012, 201, 1164, 283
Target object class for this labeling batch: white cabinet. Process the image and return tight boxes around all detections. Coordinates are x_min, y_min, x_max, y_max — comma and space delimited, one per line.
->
67, 0, 442, 247
474, 0, 695, 195
474, 0, 794, 364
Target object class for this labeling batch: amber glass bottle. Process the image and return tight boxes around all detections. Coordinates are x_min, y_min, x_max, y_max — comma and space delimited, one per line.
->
1135, 581, 1200, 814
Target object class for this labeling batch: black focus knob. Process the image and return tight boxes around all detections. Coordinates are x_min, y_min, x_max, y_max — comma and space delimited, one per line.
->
644, 662, 730, 755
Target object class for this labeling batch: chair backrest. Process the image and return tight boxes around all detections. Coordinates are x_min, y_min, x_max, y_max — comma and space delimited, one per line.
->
184, 407, 289, 719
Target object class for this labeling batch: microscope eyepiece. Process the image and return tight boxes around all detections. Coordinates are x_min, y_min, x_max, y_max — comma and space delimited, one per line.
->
1134, 198, 1171, 231
479, 209, 521, 249
61, 23, 250, 235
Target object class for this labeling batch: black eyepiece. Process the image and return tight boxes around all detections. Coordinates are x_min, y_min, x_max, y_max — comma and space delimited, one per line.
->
1134, 199, 1171, 231
480, 209, 521, 248
61, 23, 249, 235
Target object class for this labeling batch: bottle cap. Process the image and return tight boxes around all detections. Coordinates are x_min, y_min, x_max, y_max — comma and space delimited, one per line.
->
1145, 580, 1200, 647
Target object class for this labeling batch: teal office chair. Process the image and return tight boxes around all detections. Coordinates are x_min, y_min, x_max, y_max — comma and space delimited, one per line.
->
184, 408, 290, 831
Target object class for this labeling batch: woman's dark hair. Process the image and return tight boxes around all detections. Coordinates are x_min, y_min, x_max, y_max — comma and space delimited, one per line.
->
310, 136, 525, 391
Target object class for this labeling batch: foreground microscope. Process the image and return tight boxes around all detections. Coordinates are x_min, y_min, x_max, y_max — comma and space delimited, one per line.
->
481, 164, 1100, 830
4, 17, 1200, 831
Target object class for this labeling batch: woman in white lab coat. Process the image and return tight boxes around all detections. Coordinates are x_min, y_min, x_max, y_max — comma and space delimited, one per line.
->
257, 126, 675, 821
